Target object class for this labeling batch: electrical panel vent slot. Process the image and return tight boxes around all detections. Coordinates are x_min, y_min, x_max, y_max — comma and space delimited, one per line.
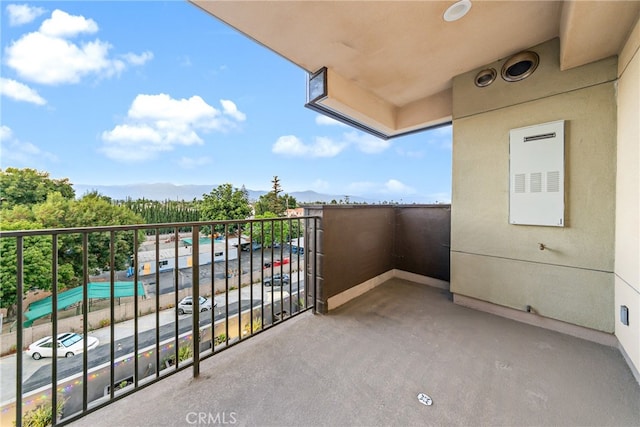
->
524, 132, 556, 142
530, 172, 542, 193
514, 174, 526, 193
547, 171, 560, 192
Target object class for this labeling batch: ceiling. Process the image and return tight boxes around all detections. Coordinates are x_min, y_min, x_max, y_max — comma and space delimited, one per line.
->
190, 0, 639, 138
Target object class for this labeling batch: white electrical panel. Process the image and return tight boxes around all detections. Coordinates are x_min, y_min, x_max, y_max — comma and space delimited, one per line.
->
509, 120, 565, 226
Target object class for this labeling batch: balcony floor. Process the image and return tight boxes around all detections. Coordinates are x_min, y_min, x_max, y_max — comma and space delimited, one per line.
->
73, 278, 640, 426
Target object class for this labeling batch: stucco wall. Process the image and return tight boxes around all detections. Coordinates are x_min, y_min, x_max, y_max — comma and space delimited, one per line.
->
451, 38, 617, 332
615, 17, 640, 378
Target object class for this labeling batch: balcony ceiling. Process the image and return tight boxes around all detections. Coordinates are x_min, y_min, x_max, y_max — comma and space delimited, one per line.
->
190, 0, 640, 138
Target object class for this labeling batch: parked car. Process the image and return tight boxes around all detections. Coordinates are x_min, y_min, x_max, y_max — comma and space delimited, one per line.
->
263, 273, 290, 287
177, 296, 214, 314
27, 332, 99, 360
263, 257, 290, 269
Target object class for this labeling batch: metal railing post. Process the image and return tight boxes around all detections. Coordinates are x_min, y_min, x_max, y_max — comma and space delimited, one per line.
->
192, 226, 200, 378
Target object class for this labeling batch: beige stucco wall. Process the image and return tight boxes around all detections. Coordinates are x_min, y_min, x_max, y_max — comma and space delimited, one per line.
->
615, 17, 640, 377
450, 38, 617, 332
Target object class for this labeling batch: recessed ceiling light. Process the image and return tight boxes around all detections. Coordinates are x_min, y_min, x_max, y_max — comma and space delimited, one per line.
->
444, 0, 472, 22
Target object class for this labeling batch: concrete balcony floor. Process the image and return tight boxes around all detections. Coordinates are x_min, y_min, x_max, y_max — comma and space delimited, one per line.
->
73, 278, 640, 426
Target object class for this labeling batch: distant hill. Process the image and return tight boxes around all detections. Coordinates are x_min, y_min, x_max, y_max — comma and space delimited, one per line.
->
73, 183, 372, 204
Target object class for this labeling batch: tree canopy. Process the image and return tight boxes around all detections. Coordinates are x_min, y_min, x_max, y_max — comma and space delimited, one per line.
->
199, 183, 252, 233
0, 172, 145, 310
0, 167, 75, 208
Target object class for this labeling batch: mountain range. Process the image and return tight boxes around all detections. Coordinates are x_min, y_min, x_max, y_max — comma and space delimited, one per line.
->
73, 183, 373, 204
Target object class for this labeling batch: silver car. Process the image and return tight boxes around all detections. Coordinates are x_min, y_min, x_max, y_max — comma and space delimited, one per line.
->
177, 296, 214, 314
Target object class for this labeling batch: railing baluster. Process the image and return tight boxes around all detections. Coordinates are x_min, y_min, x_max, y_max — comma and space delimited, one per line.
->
224, 223, 229, 345
82, 233, 89, 412
260, 221, 265, 330
155, 230, 161, 379
109, 231, 116, 399
51, 234, 58, 425
288, 216, 293, 317
133, 231, 139, 389
249, 221, 254, 335
236, 222, 241, 341
313, 218, 318, 314
173, 228, 179, 371
270, 219, 275, 324
192, 225, 200, 378
15, 236, 23, 427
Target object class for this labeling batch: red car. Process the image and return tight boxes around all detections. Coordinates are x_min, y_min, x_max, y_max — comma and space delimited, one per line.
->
263, 257, 290, 269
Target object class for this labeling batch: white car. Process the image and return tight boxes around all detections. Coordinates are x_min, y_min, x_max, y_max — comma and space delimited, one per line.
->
27, 332, 100, 360
177, 296, 215, 315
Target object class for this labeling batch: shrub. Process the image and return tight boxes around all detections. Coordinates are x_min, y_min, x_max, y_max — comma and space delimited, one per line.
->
17, 399, 64, 427
163, 344, 193, 367
214, 333, 227, 345
178, 344, 193, 362
244, 318, 262, 335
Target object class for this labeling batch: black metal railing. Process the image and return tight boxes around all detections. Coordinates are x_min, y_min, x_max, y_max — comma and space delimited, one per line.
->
0, 216, 318, 426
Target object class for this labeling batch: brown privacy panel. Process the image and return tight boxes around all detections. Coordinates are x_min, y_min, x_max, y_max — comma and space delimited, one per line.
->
311, 205, 451, 304
394, 205, 450, 281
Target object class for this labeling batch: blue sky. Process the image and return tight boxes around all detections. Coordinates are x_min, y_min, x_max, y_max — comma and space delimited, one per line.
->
0, 1, 452, 203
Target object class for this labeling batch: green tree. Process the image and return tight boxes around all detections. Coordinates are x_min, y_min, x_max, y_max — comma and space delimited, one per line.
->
246, 212, 298, 247
32, 192, 73, 229
0, 220, 53, 310
0, 168, 74, 208
199, 184, 251, 233
269, 176, 283, 214
253, 177, 297, 216
57, 192, 145, 279
0, 183, 145, 309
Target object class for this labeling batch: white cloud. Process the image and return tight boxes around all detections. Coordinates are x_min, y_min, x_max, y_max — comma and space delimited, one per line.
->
0, 78, 46, 105
272, 129, 390, 159
100, 94, 246, 162
121, 51, 154, 66
315, 115, 347, 127
39, 9, 98, 37
0, 125, 13, 141
178, 156, 212, 169
6, 4, 46, 26
4, 8, 151, 85
0, 125, 58, 165
381, 179, 415, 195
272, 135, 347, 158
347, 179, 415, 196
220, 99, 246, 122
344, 131, 391, 154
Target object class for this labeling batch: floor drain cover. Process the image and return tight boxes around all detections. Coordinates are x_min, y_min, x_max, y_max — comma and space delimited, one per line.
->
417, 392, 433, 406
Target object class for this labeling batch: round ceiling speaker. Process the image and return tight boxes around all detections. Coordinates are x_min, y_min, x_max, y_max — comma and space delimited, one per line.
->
501, 51, 539, 82
474, 68, 497, 87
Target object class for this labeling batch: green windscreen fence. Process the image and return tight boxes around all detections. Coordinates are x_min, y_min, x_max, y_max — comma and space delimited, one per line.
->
23, 282, 145, 327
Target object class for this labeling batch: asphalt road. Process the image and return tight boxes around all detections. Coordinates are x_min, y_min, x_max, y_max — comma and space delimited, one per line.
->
0, 279, 306, 404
